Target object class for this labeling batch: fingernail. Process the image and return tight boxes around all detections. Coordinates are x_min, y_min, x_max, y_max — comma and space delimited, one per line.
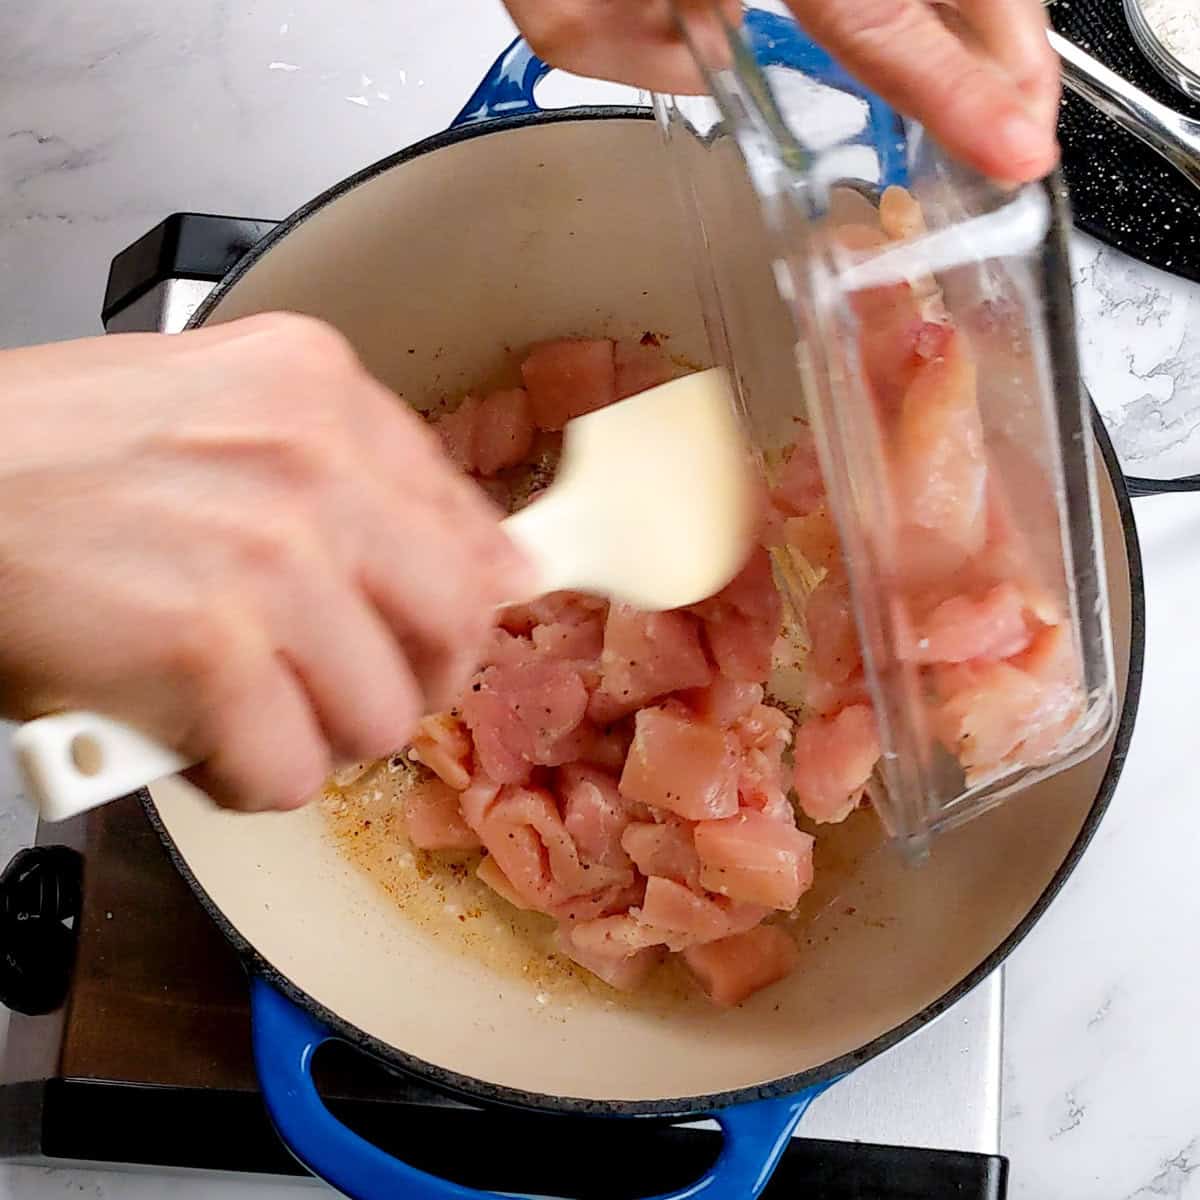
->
998, 111, 1050, 172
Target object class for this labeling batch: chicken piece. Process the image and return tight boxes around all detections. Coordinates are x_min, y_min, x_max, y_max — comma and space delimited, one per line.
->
771, 428, 826, 518
403, 777, 482, 851
409, 713, 473, 791
784, 507, 842, 572
621, 819, 703, 891
462, 659, 589, 784
879, 184, 927, 241
521, 338, 617, 431
432, 395, 481, 473
799, 668, 871, 718
560, 765, 635, 871
531, 614, 604, 665
620, 706, 740, 821
805, 573, 862, 685
638, 876, 731, 945
614, 335, 684, 399
792, 705, 880, 824
692, 548, 782, 683
478, 786, 628, 913
677, 679, 765, 728
910, 583, 1033, 665
589, 606, 712, 723
934, 662, 1046, 778
476, 854, 533, 910
694, 810, 815, 910
475, 388, 535, 477
683, 925, 799, 1007
556, 927, 662, 991
893, 329, 987, 559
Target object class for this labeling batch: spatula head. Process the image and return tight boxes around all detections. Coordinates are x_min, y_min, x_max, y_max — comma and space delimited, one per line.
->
510, 367, 756, 611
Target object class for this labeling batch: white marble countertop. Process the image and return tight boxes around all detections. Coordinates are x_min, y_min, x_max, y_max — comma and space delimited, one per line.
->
3, 2, 1200, 1197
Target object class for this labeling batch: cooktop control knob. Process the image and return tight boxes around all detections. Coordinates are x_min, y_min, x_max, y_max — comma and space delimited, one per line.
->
0, 846, 83, 1015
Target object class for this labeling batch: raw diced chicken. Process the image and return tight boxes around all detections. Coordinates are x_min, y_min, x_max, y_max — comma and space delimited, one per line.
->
937, 626, 1084, 778
972, 472, 1062, 627
568, 914, 670, 957
550, 878, 646, 924
590, 606, 712, 722
482, 627, 538, 669
476, 854, 532, 910
678, 679, 765, 728
433, 395, 481, 473
532, 615, 604, 664
614, 335, 684, 399
403, 777, 482, 851
475, 388, 535, 477
792, 705, 880, 824
737, 750, 795, 826
409, 714, 473, 791
893, 329, 987, 558
683, 925, 799, 1007
700, 610, 775, 684
621, 819, 703, 891
934, 662, 1045, 778
799, 668, 870, 717
561, 765, 634, 871
699, 545, 781, 628
784, 508, 841, 572
479, 820, 554, 912
693, 548, 782, 682
715, 898, 773, 936
910, 583, 1033, 665
620, 706, 740, 821
771, 429, 825, 518
521, 338, 617, 431
538, 720, 632, 774
556, 928, 661, 991
879, 184, 927, 241
639, 876, 730, 944
805, 574, 861, 685
854, 282, 928, 415
733, 704, 792, 759
457, 774, 501, 834
373, 235, 1093, 1007
462, 659, 589, 784
694, 810, 815, 910
478, 786, 626, 912
1007, 626, 1084, 762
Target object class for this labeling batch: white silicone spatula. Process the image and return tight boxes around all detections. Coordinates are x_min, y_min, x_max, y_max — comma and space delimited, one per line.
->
14, 367, 754, 824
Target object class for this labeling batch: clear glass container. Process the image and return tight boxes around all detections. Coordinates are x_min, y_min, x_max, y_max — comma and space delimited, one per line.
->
657, 2, 1117, 857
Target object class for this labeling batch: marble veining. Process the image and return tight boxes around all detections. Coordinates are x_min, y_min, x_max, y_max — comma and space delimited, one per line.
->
3, 1, 1200, 1197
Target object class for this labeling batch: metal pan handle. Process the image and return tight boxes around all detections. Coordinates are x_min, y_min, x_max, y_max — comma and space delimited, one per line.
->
251, 979, 832, 1200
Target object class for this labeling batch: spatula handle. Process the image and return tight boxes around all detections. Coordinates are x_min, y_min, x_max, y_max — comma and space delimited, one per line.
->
12, 505, 573, 824
12, 712, 192, 824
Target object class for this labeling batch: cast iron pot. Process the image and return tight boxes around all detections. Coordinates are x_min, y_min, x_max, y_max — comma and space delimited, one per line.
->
142, 23, 1145, 1200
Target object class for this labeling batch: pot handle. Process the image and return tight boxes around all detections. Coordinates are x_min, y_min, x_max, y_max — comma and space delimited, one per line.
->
252, 979, 833, 1200
452, 37, 551, 127
451, 11, 907, 186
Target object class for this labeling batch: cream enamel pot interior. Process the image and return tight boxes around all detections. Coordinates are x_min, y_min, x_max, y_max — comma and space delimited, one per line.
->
141, 34, 1144, 1200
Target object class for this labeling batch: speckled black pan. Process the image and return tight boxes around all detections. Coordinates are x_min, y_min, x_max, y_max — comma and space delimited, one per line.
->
1052, 0, 1200, 283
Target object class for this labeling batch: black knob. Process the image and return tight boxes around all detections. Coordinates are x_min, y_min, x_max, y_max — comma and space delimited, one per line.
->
0, 846, 82, 924
0, 846, 83, 1016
